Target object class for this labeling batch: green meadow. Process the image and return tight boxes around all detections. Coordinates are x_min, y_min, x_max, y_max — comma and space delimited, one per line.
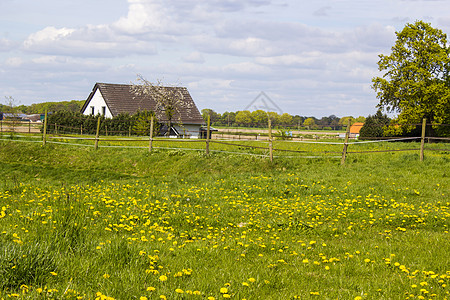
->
0, 139, 449, 300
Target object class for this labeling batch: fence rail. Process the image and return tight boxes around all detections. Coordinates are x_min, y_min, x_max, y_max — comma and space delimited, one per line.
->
1, 115, 449, 163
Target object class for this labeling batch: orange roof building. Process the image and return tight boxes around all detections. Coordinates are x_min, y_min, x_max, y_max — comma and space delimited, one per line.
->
349, 122, 364, 137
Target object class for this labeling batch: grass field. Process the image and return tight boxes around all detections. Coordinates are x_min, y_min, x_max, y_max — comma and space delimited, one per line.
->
0, 139, 449, 299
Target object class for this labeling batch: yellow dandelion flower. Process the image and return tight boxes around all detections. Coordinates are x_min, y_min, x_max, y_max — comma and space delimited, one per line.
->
220, 287, 228, 294
146, 287, 155, 292
159, 275, 168, 282
175, 289, 184, 294
248, 277, 256, 283
50, 272, 57, 276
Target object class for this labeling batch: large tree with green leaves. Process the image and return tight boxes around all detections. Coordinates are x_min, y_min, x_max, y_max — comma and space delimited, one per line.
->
372, 20, 450, 136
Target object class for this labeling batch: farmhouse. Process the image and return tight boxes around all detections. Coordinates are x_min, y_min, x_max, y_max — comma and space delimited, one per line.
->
81, 83, 205, 138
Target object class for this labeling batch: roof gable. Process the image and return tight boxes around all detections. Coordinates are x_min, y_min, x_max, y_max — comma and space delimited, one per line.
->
82, 83, 204, 124
350, 122, 364, 134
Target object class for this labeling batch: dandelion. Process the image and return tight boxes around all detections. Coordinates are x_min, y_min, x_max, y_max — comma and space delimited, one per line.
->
50, 272, 57, 276
175, 289, 184, 294
146, 287, 155, 292
140, 297, 148, 300
242, 282, 249, 287
248, 277, 256, 283
220, 287, 228, 294
159, 275, 168, 282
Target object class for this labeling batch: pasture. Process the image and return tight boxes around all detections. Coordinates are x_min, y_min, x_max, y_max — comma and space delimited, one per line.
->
0, 139, 449, 299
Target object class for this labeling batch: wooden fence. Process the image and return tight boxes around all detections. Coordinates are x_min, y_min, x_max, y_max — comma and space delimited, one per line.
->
2, 113, 449, 164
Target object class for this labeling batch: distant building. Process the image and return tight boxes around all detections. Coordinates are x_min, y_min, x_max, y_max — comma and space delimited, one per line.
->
80, 83, 205, 138
350, 122, 364, 138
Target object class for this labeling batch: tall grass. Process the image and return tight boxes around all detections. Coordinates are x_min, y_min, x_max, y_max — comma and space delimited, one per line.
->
0, 140, 449, 299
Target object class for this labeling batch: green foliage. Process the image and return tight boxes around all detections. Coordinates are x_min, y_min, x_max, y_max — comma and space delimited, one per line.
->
1, 100, 84, 114
235, 110, 253, 126
372, 20, 450, 136
132, 110, 159, 136
45, 110, 159, 136
303, 117, 315, 128
359, 110, 391, 139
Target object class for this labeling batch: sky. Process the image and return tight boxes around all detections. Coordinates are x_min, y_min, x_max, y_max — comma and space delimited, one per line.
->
1, 0, 450, 118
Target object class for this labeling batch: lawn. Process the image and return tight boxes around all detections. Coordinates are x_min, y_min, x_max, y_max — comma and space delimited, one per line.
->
0, 140, 449, 299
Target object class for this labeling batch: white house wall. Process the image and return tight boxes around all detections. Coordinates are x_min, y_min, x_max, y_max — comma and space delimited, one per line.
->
82, 89, 113, 118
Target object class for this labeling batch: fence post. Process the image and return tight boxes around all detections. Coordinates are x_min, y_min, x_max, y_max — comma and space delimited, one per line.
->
94, 116, 101, 150
129, 126, 131, 137
105, 125, 108, 136
340, 119, 351, 165
28, 121, 31, 133
42, 110, 48, 146
206, 114, 210, 155
54, 123, 58, 135
420, 118, 426, 161
149, 115, 154, 152
268, 118, 273, 162
81, 125, 83, 135
1, 120, 2, 133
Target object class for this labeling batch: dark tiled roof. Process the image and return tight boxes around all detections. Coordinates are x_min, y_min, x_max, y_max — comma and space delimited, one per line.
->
83, 83, 204, 125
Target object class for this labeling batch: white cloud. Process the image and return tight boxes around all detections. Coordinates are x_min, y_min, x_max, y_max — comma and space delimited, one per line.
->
0, 38, 16, 52
23, 26, 75, 47
5, 57, 23, 67
22, 25, 158, 57
182, 52, 205, 64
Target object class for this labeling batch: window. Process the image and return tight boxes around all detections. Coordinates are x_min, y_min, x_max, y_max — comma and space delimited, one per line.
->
90, 106, 95, 115
102, 106, 106, 115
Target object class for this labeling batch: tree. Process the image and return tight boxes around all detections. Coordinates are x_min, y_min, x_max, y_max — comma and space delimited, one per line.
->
132, 75, 190, 136
267, 112, 280, 126
279, 113, 293, 126
235, 110, 252, 127
355, 116, 366, 123
372, 20, 450, 136
303, 117, 315, 129
132, 110, 159, 136
359, 110, 391, 139
338, 116, 355, 127
221, 111, 236, 127
251, 110, 268, 127
201, 109, 220, 124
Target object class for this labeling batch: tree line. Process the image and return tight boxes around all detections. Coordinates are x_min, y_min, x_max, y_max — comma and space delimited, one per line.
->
201, 109, 366, 130
0, 99, 84, 115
